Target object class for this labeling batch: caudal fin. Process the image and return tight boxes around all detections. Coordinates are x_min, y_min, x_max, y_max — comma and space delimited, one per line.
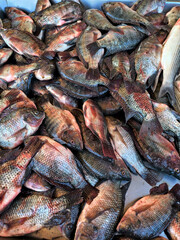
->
86, 68, 100, 80
83, 183, 99, 204
101, 140, 117, 160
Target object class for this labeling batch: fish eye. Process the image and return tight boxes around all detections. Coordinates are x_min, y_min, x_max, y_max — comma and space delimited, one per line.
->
174, 168, 180, 173
32, 110, 40, 116
121, 170, 125, 175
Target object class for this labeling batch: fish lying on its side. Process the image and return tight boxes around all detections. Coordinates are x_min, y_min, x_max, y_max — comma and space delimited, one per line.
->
131, 0, 166, 15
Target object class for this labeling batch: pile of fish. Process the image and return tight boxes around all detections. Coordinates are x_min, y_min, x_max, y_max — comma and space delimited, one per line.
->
0, 0, 179, 239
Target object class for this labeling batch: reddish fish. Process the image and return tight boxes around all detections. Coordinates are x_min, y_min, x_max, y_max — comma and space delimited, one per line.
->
131, 0, 166, 15
35, 0, 51, 13
0, 48, 13, 66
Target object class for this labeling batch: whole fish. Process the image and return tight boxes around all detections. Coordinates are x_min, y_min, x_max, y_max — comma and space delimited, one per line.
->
5, 7, 36, 34
0, 107, 45, 149
0, 29, 45, 58
106, 116, 161, 186
0, 189, 83, 237
166, 211, 180, 240
45, 21, 87, 58
117, 183, 180, 239
34, 0, 84, 28
76, 26, 104, 80
41, 99, 83, 150
174, 75, 180, 113
72, 108, 104, 158
102, 2, 157, 34
87, 25, 145, 57
0, 147, 22, 165
46, 85, 78, 110
166, 6, 180, 27
75, 180, 129, 240
83, 99, 116, 160
34, 60, 55, 80
129, 119, 180, 179
53, 77, 108, 99
57, 59, 110, 91
0, 137, 44, 214
24, 172, 51, 192
76, 149, 131, 181
28, 136, 99, 203
131, 0, 166, 15
83, 9, 124, 33
0, 48, 13, 66
0, 61, 42, 83
158, 18, 180, 105
35, 0, 51, 13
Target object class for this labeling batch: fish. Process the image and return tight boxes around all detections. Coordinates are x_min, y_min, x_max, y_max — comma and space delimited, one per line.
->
34, 60, 55, 80
76, 149, 131, 181
14, 53, 29, 64
26, 136, 99, 204
128, 119, 180, 179
0, 136, 44, 214
72, 108, 104, 158
131, 0, 166, 15
0, 147, 22, 165
83, 9, 124, 33
166, 211, 180, 240
35, 0, 51, 13
45, 25, 67, 45
102, 2, 157, 34
83, 99, 116, 160
2, 18, 11, 29
0, 48, 13, 66
34, 0, 84, 29
106, 116, 161, 186
0, 107, 45, 149
0, 189, 83, 237
113, 237, 168, 240
24, 172, 51, 192
87, 25, 145, 57
45, 21, 86, 58
0, 28, 45, 58
174, 74, 180, 113
117, 183, 180, 239
31, 79, 53, 96
46, 85, 78, 110
40, 99, 83, 150
166, 6, 180, 27
57, 59, 110, 91
76, 25, 104, 80
75, 180, 129, 240
145, 13, 166, 27
158, 18, 180, 105
52, 77, 108, 99
0, 61, 43, 83
5, 7, 36, 34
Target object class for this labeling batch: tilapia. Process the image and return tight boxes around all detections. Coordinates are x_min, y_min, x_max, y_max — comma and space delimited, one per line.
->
28, 136, 99, 203
131, 0, 166, 15
34, 60, 55, 81
102, 2, 157, 34
0, 137, 44, 214
14, 53, 29, 64
32, 79, 53, 96
0, 107, 44, 149
34, 0, 84, 28
117, 183, 180, 239
76, 25, 104, 80
166, 211, 180, 240
166, 6, 180, 27
40, 99, 83, 150
75, 180, 129, 240
0, 147, 22, 165
0, 189, 83, 237
0, 48, 13, 66
5, 7, 36, 33
35, 0, 51, 13
145, 13, 166, 27
45, 25, 66, 45
158, 18, 180, 105
106, 116, 161, 186
83, 99, 116, 160
174, 74, 180, 113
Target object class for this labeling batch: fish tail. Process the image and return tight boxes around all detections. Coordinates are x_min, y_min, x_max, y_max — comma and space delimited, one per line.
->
139, 117, 163, 138
87, 42, 100, 57
170, 184, 180, 202
83, 183, 99, 205
158, 84, 176, 106
101, 140, 117, 160
86, 67, 100, 80
140, 168, 162, 186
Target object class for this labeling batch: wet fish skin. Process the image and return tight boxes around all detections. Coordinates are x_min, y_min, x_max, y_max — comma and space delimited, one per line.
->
166, 6, 180, 27
0, 147, 22, 165
34, 0, 84, 29
117, 184, 180, 239
83, 99, 116, 160
145, 13, 166, 27
34, 60, 55, 81
0, 137, 44, 214
0, 48, 13, 66
5, 7, 36, 34
45, 25, 67, 45
0, 189, 83, 237
0, 107, 45, 149
35, 0, 51, 13
41, 99, 83, 150
75, 180, 129, 240
32, 79, 53, 96
174, 75, 180, 113
166, 211, 180, 240
131, 0, 166, 16
2, 18, 11, 29
102, 2, 157, 34
158, 18, 180, 105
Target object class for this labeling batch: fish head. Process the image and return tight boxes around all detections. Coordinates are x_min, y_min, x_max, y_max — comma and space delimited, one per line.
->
110, 163, 131, 181
62, 222, 74, 239
75, 222, 98, 240
23, 108, 45, 127
61, 129, 83, 150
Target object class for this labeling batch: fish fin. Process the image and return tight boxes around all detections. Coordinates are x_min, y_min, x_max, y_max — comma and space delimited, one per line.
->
101, 140, 117, 160
158, 84, 176, 106
86, 68, 100, 80
141, 168, 162, 186
57, 52, 72, 61
87, 42, 100, 57
151, 68, 162, 92
64, 189, 83, 207
139, 118, 162, 138
83, 183, 99, 205
169, 184, 180, 202
42, 51, 56, 60
150, 183, 169, 195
